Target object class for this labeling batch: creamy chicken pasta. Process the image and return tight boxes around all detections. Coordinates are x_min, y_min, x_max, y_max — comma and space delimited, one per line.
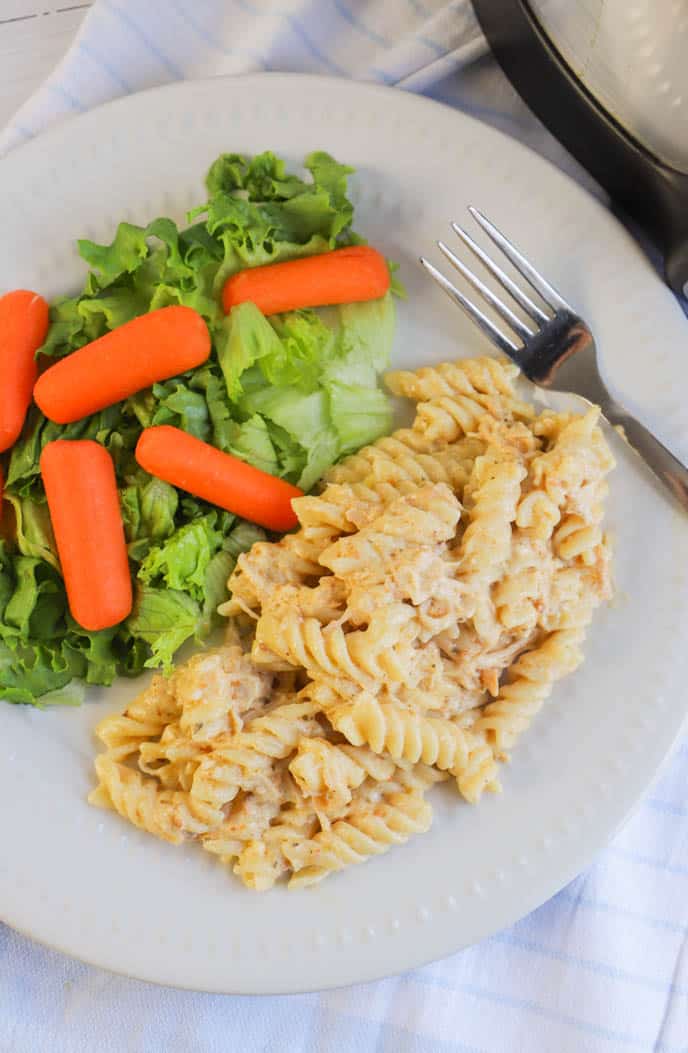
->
90, 356, 614, 890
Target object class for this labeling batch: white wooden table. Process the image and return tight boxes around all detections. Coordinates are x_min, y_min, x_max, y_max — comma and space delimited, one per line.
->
0, 1, 89, 131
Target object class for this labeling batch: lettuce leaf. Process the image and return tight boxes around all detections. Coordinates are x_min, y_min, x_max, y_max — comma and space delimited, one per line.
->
320, 293, 396, 385
0, 640, 83, 705
200, 520, 265, 634
125, 585, 201, 671
64, 623, 119, 686
151, 379, 211, 441
200, 550, 236, 636
3, 494, 59, 570
265, 310, 335, 391
327, 381, 393, 456
222, 521, 267, 560
2, 557, 67, 642
240, 386, 338, 491
225, 414, 279, 476
216, 302, 283, 402
206, 151, 311, 201
139, 514, 222, 601
77, 221, 150, 286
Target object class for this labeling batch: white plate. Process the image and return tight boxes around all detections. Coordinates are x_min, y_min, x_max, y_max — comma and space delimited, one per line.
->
1, 74, 687, 995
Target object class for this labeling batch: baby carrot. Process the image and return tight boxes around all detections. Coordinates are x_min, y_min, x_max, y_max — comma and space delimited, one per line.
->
0, 289, 49, 451
136, 425, 302, 531
34, 305, 211, 425
221, 244, 390, 316
40, 440, 132, 631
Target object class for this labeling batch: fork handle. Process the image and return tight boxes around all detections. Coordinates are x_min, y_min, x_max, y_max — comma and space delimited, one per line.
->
602, 400, 688, 512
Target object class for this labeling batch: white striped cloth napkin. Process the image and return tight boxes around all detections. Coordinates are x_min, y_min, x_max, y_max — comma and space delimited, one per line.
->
1, 4, 687, 1052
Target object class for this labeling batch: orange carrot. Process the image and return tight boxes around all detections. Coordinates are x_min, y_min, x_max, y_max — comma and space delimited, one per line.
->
0, 290, 49, 451
34, 305, 211, 425
221, 244, 390, 316
40, 440, 132, 631
136, 425, 302, 531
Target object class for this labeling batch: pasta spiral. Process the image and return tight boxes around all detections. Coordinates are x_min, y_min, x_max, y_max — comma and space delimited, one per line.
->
93, 675, 179, 758
89, 754, 214, 843
326, 436, 481, 514
325, 426, 440, 486
456, 733, 501, 803
459, 446, 527, 577
253, 601, 419, 686
138, 721, 207, 774
515, 489, 561, 539
386, 356, 521, 403
327, 694, 472, 773
224, 536, 323, 618
286, 790, 432, 887
319, 483, 461, 581
553, 514, 602, 563
289, 737, 395, 813
531, 407, 614, 514
233, 805, 319, 891
292, 490, 360, 536
412, 394, 500, 444
478, 628, 585, 752
189, 701, 322, 821
202, 792, 284, 863
175, 645, 273, 741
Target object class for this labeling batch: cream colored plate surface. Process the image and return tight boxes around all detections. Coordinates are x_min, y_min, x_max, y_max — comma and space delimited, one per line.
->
1, 75, 687, 994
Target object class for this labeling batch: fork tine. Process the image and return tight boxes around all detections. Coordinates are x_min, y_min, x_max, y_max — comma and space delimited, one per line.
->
437, 239, 535, 341
451, 222, 550, 324
468, 206, 573, 311
420, 256, 520, 356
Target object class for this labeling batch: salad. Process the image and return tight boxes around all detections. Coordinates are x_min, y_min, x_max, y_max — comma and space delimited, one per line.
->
0, 151, 400, 706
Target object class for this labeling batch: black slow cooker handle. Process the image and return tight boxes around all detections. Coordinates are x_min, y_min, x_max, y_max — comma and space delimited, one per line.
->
473, 0, 688, 299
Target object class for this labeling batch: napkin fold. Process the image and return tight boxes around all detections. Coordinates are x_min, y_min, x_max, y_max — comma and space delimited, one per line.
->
1, 4, 687, 1052
0, 0, 487, 155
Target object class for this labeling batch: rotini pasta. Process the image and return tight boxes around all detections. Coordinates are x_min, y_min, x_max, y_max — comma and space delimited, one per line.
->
324, 693, 496, 802
89, 754, 215, 842
222, 536, 323, 618
531, 407, 614, 515
234, 805, 319, 891
253, 599, 420, 686
459, 445, 527, 577
319, 483, 461, 583
412, 394, 501, 444
289, 737, 396, 814
138, 721, 207, 781
285, 790, 432, 888
409, 364, 536, 444
326, 693, 469, 769
90, 354, 614, 890
515, 489, 561, 539
176, 644, 273, 741
189, 701, 322, 823
477, 628, 586, 753
93, 674, 180, 758
386, 356, 521, 403
325, 425, 441, 486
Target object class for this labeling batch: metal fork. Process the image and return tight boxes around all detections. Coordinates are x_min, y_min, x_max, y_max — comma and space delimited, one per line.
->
421, 207, 688, 512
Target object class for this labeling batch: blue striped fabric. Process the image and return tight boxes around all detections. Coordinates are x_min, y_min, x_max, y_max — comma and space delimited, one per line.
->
0, 4, 686, 1050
